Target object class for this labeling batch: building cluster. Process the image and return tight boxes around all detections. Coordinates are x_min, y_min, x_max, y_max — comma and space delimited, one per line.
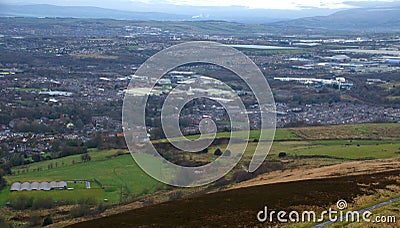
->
276, 103, 400, 126
0, 19, 399, 160
10, 181, 67, 191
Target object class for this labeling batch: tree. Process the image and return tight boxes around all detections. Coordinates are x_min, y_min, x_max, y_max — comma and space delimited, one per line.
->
60, 145, 87, 158
32, 197, 53, 209
51, 139, 61, 152
42, 216, 53, 226
214, 148, 222, 156
29, 213, 42, 227
85, 135, 102, 148
168, 191, 183, 201
70, 205, 91, 218
81, 153, 91, 163
278, 152, 287, 158
12, 195, 33, 210
32, 154, 41, 162
0, 172, 6, 191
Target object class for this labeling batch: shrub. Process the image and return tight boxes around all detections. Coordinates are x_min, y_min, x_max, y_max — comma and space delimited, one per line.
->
0, 215, 9, 228
214, 148, 222, 156
12, 195, 33, 210
0, 174, 6, 191
141, 188, 150, 195
232, 170, 252, 183
278, 152, 287, 158
42, 217, 53, 226
96, 203, 107, 214
80, 153, 91, 163
123, 194, 138, 204
142, 198, 154, 207
70, 205, 91, 218
77, 196, 97, 205
32, 197, 53, 209
29, 213, 41, 227
168, 191, 183, 201
209, 176, 230, 189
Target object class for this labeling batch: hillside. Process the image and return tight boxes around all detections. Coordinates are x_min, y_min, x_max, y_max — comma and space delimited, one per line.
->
2, 4, 400, 31
0, 4, 189, 21
0, 3, 339, 23
1, 123, 400, 226
271, 7, 400, 32
69, 169, 400, 227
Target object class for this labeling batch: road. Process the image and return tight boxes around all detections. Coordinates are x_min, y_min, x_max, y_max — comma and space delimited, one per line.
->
312, 197, 400, 227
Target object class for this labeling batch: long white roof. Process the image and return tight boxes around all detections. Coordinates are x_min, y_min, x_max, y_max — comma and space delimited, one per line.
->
10, 181, 67, 191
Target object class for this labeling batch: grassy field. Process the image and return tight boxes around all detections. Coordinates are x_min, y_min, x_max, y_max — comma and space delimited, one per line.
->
291, 123, 400, 140
158, 125, 400, 172
165, 123, 400, 142
2, 149, 164, 205
289, 141, 400, 160
164, 128, 301, 143
198, 140, 400, 167
2, 123, 400, 209
378, 82, 400, 89
214, 128, 301, 141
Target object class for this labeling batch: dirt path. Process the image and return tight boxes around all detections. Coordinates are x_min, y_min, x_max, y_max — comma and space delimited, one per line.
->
229, 158, 400, 190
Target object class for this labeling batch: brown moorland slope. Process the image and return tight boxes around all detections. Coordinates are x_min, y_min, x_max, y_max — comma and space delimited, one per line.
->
68, 169, 400, 227
230, 158, 400, 190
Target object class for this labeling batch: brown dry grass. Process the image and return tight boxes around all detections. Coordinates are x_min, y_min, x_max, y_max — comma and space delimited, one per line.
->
68, 170, 400, 227
229, 158, 400, 190
291, 124, 400, 140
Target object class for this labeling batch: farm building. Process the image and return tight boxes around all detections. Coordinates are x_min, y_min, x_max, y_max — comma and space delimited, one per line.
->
10, 181, 67, 191
31, 182, 39, 190
21, 182, 30, 190
10, 182, 21, 191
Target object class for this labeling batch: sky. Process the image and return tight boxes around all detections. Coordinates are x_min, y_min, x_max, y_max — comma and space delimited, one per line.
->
3, 0, 399, 10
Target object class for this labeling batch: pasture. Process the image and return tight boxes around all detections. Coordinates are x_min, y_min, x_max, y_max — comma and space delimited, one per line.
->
3, 150, 164, 205
2, 123, 400, 207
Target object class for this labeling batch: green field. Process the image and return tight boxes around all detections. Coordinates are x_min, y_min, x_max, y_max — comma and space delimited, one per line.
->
2, 149, 164, 205
289, 141, 400, 160
291, 123, 400, 140
378, 82, 400, 89
2, 123, 400, 208
163, 128, 301, 142
201, 140, 400, 165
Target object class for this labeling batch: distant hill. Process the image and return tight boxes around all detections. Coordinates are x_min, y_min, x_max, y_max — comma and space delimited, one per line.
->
0, 4, 190, 21
0, 3, 339, 24
1, 4, 400, 31
271, 7, 400, 32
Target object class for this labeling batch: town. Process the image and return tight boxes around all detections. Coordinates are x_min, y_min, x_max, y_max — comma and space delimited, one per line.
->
1, 18, 400, 161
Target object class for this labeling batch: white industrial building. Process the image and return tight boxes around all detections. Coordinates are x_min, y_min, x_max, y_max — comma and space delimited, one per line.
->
10, 181, 67, 191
